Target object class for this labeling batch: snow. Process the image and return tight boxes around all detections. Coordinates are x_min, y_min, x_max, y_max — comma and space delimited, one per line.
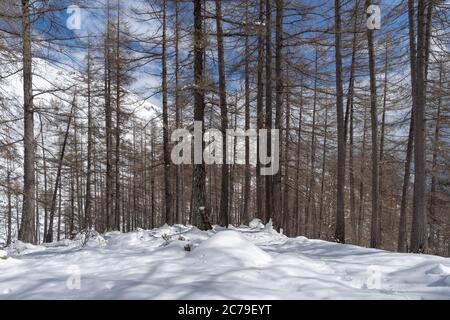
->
0, 224, 450, 300
249, 218, 264, 229
191, 230, 272, 267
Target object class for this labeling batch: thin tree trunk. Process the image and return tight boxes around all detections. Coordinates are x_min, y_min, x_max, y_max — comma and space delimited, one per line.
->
346, 2, 359, 243
84, 39, 93, 230
318, 96, 329, 239
429, 63, 442, 253
273, 0, 283, 230
399, 0, 418, 253
366, 0, 380, 248
162, 0, 172, 226
256, 0, 265, 220
6, 158, 13, 246
306, 48, 318, 238
215, 0, 229, 228
294, 82, 303, 235
114, 4, 121, 231
379, 38, 389, 246
283, 71, 291, 235
358, 105, 369, 245
265, 0, 273, 224
45, 97, 76, 243
243, 2, 251, 225
174, 0, 182, 225
39, 114, 49, 241
334, 0, 346, 243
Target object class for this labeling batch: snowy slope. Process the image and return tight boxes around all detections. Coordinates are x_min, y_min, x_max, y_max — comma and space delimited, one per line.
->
0, 223, 450, 300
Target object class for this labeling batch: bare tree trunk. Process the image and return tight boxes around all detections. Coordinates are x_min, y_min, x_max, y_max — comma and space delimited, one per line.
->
358, 105, 369, 245
19, 0, 36, 244
273, 0, 283, 230
265, 0, 273, 224
399, 0, 418, 253
318, 95, 329, 239
243, 3, 251, 225
334, 0, 346, 243
85, 40, 93, 230
192, 0, 211, 230
379, 38, 389, 246
6, 158, 13, 246
346, 2, 359, 243
366, 0, 380, 248
256, 0, 265, 220
104, 3, 114, 231
161, 0, 172, 226
45, 97, 76, 243
306, 48, 318, 238
114, 4, 122, 231
429, 63, 442, 253
174, 0, 182, 225
39, 114, 49, 241
215, 0, 229, 228
294, 83, 303, 235
283, 71, 291, 235
57, 173, 62, 241
411, 0, 429, 253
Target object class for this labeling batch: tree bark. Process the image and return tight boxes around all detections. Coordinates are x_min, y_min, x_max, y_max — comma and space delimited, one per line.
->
19, 0, 36, 244
411, 0, 429, 253
215, 0, 229, 228
334, 0, 346, 243
192, 0, 211, 230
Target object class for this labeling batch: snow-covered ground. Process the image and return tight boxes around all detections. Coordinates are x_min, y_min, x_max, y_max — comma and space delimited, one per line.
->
1, 221, 450, 300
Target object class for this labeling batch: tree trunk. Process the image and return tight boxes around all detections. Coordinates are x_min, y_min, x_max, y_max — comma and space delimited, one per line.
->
273, 0, 283, 230
256, 0, 265, 221
306, 48, 318, 238
192, 0, 211, 230
85, 40, 93, 230
161, 0, 172, 226
215, 0, 229, 228
243, 2, 251, 225
334, 0, 346, 243
265, 0, 273, 224
19, 0, 36, 244
411, 0, 429, 253
366, 0, 380, 249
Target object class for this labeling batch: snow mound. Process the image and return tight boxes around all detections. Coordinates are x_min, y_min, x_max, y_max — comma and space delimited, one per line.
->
427, 264, 450, 276
0, 250, 7, 259
43, 239, 74, 248
191, 230, 272, 267
107, 228, 156, 249
249, 218, 264, 229
6, 241, 46, 255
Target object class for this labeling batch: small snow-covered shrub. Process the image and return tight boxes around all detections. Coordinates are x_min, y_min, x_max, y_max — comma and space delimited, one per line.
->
249, 218, 265, 229
74, 230, 107, 248
0, 250, 7, 260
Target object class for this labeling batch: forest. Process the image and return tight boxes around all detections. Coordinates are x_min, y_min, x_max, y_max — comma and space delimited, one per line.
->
0, 0, 449, 260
